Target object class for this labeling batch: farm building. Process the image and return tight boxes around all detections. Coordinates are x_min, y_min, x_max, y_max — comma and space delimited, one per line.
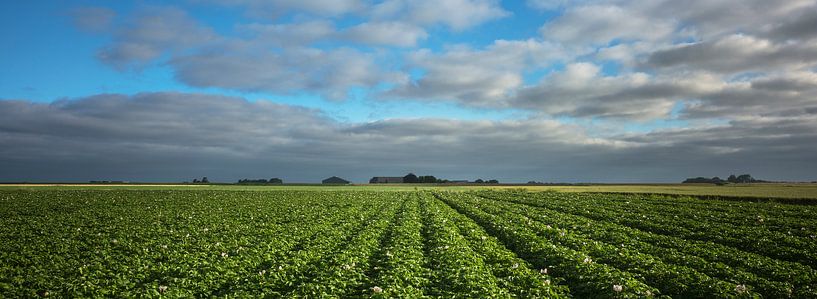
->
370, 177, 404, 184
322, 176, 350, 184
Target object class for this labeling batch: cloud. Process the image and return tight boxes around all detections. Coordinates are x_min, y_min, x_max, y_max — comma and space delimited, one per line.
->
526, 0, 573, 10
171, 47, 402, 100
637, 0, 815, 39
751, 71, 817, 92
89, 6, 412, 99
70, 6, 116, 33
97, 7, 216, 70
76, 1, 817, 124
387, 39, 566, 105
199, 0, 366, 17
681, 71, 817, 119
240, 20, 427, 48
646, 34, 817, 74
203, 0, 508, 29
540, 4, 676, 46
2, 92, 816, 182
238, 21, 335, 47
371, 0, 508, 31
765, 8, 817, 42
339, 22, 428, 47
622, 115, 817, 161
512, 63, 687, 120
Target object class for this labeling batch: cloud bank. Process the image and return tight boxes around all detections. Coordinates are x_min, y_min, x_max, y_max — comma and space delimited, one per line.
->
1, 93, 815, 182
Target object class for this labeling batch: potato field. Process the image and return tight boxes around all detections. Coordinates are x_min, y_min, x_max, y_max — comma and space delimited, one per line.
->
1, 189, 816, 298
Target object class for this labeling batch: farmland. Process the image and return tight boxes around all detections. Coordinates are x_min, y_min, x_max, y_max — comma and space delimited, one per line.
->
1, 189, 816, 298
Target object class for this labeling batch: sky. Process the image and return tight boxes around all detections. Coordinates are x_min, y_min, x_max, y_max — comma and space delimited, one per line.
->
1, 0, 817, 183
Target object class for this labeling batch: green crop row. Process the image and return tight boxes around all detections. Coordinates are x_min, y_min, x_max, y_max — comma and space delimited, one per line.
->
2, 189, 815, 298
367, 193, 431, 298
474, 191, 814, 298
494, 190, 817, 269
435, 192, 662, 298
479, 191, 817, 290
421, 193, 569, 298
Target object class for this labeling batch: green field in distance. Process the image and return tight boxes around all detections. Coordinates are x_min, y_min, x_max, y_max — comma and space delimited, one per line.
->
3, 183, 817, 199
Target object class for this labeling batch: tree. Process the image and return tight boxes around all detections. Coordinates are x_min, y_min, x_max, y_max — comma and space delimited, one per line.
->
419, 175, 438, 183
193, 179, 199, 183
474, 179, 484, 183
736, 174, 754, 183
682, 177, 726, 184
403, 173, 419, 183
269, 178, 283, 184
201, 177, 209, 183
487, 179, 499, 184
727, 174, 738, 183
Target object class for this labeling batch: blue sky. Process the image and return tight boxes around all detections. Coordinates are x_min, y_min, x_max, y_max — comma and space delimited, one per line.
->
1, 0, 816, 182
0, 1, 556, 122
0, 1, 629, 123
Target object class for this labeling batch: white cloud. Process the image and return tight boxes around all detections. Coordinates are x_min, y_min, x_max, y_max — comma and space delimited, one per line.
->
339, 22, 428, 47
540, 4, 676, 45
239, 21, 335, 46
387, 39, 566, 105
371, 0, 508, 31
172, 47, 401, 100
200, 0, 366, 17
513, 63, 671, 119
82, 1, 817, 124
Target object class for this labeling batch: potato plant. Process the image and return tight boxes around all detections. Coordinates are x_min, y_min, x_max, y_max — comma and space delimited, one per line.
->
1, 189, 815, 298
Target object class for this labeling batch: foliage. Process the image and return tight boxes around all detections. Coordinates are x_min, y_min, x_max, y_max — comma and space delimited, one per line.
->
1, 189, 815, 297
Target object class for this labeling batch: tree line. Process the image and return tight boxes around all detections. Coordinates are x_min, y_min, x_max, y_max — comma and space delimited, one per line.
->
682, 174, 766, 184
237, 178, 283, 184
399, 173, 499, 184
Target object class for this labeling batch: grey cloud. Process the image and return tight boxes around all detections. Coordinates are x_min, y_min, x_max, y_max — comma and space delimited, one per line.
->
681, 74, 817, 119
87, 6, 410, 99
2, 93, 816, 183
526, 0, 573, 10
538, 1, 817, 72
512, 64, 681, 120
540, 4, 676, 46
0, 93, 609, 182
171, 47, 401, 100
623, 115, 817, 155
238, 21, 335, 47
70, 7, 116, 33
632, 0, 814, 39
371, 0, 508, 31
239, 20, 427, 48
339, 22, 428, 47
203, 0, 506, 30
97, 7, 216, 70
645, 34, 817, 74
766, 8, 817, 42
199, 0, 366, 17
751, 72, 817, 92
387, 39, 566, 105
76, 1, 817, 124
